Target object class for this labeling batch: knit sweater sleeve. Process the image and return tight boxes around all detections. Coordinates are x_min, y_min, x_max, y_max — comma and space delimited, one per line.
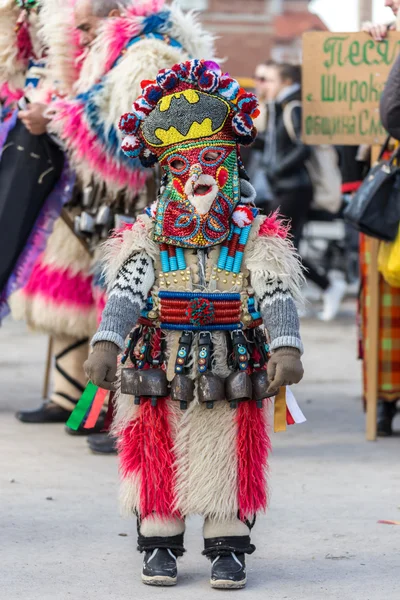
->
252, 275, 303, 354
91, 251, 155, 351
245, 216, 304, 354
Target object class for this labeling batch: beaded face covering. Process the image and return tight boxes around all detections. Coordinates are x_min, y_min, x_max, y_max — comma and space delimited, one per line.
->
119, 59, 259, 248
154, 135, 240, 247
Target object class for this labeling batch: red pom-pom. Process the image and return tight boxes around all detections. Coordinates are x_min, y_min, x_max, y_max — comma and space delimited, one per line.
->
119, 112, 140, 135
156, 68, 178, 90
132, 98, 153, 119
198, 69, 220, 92
172, 62, 189, 78
121, 135, 143, 158
142, 83, 163, 106
232, 112, 253, 137
232, 206, 254, 228
238, 92, 259, 116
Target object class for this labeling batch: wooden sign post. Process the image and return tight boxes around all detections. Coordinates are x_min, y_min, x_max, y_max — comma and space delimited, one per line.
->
365, 236, 380, 441
302, 32, 400, 440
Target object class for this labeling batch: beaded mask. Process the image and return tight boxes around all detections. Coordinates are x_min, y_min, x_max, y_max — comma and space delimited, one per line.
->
119, 59, 259, 248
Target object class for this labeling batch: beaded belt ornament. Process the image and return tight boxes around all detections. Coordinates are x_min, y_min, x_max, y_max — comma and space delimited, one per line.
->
159, 291, 242, 331
245, 296, 263, 329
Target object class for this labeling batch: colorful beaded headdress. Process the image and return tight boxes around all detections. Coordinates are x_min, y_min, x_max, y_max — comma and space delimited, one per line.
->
119, 59, 259, 164
119, 60, 259, 248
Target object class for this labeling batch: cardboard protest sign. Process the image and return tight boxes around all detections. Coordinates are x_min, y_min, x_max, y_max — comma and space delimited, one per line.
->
302, 32, 400, 145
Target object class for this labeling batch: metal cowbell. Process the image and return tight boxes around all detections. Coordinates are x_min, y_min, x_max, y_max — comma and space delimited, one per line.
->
251, 370, 275, 400
79, 211, 95, 233
170, 374, 194, 410
95, 204, 111, 226
121, 368, 140, 396
225, 371, 253, 408
121, 368, 168, 398
198, 372, 225, 408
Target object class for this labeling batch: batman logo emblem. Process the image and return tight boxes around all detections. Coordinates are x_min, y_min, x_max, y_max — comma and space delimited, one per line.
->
141, 90, 230, 148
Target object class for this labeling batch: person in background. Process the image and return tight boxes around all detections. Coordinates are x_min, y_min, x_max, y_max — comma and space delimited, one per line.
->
10, 0, 214, 455
359, 0, 400, 435
362, 0, 398, 39
247, 62, 274, 214
256, 61, 346, 321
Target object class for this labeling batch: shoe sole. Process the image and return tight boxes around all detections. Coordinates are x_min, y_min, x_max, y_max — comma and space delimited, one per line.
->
142, 574, 177, 586
377, 431, 392, 437
210, 577, 247, 589
65, 427, 104, 436
88, 448, 117, 455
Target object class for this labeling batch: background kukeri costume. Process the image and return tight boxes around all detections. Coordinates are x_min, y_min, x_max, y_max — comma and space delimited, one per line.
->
85, 59, 305, 588
0, 0, 42, 118
9, 1, 214, 420
0, 0, 85, 421
0, 0, 71, 325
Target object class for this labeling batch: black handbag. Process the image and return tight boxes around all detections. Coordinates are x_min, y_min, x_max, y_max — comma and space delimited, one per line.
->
344, 137, 400, 241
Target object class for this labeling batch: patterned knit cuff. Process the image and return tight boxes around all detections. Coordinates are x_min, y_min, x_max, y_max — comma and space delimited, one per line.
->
91, 330, 125, 352
270, 336, 304, 355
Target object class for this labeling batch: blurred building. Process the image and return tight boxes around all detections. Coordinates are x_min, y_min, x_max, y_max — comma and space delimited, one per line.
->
177, 0, 327, 77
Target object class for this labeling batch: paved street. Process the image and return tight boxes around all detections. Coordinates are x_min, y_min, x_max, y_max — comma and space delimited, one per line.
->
1, 308, 399, 600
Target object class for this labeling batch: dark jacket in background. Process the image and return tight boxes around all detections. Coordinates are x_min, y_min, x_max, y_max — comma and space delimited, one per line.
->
264, 88, 312, 195
258, 87, 313, 247
335, 146, 369, 194
380, 53, 400, 140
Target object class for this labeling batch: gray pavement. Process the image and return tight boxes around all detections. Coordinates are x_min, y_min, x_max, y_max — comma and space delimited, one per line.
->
1, 310, 399, 600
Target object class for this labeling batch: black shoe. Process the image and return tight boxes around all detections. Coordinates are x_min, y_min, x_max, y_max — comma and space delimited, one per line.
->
16, 402, 71, 424
210, 552, 247, 589
377, 400, 397, 437
64, 415, 105, 437
87, 432, 117, 454
142, 548, 178, 586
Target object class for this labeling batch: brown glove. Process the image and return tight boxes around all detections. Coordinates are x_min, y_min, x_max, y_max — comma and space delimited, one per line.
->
267, 347, 304, 395
84, 341, 119, 391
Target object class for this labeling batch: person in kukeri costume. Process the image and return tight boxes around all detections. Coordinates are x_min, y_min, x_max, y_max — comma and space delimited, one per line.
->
84, 59, 305, 588
11, 0, 214, 449
0, 0, 70, 328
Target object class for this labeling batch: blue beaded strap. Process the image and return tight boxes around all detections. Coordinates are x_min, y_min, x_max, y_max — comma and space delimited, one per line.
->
169, 256, 178, 271
175, 247, 186, 271
224, 225, 240, 271
161, 323, 242, 332
247, 296, 262, 320
158, 291, 241, 301
140, 296, 154, 320
217, 228, 233, 270
232, 225, 252, 274
217, 206, 258, 273
160, 249, 170, 272
217, 245, 229, 270
160, 244, 187, 273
